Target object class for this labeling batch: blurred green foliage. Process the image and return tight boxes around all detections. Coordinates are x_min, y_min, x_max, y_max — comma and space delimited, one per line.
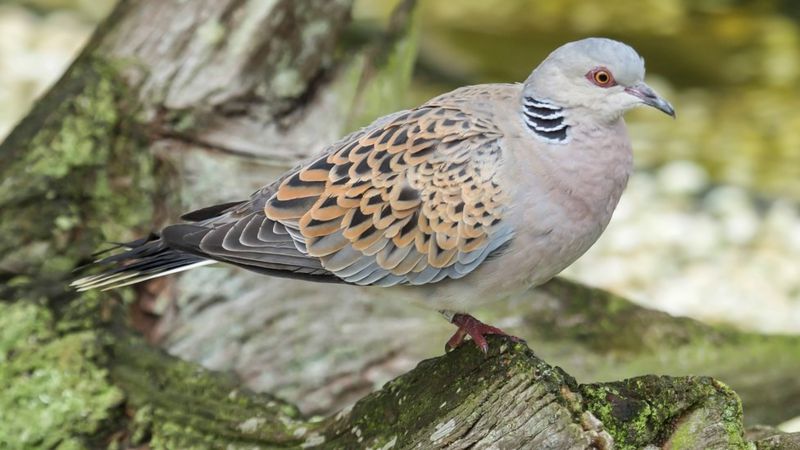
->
357, 0, 800, 200
4, 0, 800, 199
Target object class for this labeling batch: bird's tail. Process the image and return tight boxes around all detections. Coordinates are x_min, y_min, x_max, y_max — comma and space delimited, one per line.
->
70, 234, 214, 291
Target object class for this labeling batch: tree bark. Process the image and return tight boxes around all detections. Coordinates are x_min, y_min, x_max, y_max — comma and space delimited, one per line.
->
1, 1, 799, 449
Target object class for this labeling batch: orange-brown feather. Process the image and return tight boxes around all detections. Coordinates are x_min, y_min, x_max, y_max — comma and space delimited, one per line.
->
263, 104, 507, 282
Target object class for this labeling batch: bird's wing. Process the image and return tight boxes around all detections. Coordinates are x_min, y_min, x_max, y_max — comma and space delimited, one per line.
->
162, 191, 339, 282
162, 103, 514, 286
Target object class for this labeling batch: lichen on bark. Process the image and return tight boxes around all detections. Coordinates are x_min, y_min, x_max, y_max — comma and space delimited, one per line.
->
109, 334, 309, 449
581, 375, 749, 449
0, 301, 124, 450
0, 56, 155, 288
0, 31, 157, 450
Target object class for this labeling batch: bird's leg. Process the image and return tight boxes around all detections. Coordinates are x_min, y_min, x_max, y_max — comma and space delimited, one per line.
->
440, 310, 523, 354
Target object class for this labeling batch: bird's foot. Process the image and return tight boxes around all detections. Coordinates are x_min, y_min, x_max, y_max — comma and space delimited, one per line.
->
445, 313, 524, 354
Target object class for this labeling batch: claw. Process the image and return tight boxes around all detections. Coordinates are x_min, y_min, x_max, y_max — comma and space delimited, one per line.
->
445, 313, 523, 353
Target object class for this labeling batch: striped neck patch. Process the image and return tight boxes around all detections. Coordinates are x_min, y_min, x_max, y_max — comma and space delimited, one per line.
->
522, 96, 569, 143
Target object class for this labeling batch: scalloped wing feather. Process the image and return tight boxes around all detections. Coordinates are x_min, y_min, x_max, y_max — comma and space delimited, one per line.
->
264, 105, 513, 286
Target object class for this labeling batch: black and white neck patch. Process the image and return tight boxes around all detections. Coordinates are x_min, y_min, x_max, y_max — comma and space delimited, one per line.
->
522, 97, 569, 143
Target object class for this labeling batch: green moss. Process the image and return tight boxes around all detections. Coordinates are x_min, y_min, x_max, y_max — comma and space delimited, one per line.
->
130, 405, 154, 445
25, 77, 117, 178
0, 53, 151, 442
662, 383, 751, 449
0, 301, 54, 361
581, 375, 749, 449
109, 336, 307, 449
0, 302, 124, 449
712, 380, 751, 449
318, 339, 581, 449
322, 343, 489, 447
581, 378, 657, 447
0, 56, 155, 285
512, 279, 800, 426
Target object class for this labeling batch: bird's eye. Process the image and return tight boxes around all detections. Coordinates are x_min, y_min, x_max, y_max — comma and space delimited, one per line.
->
587, 68, 616, 87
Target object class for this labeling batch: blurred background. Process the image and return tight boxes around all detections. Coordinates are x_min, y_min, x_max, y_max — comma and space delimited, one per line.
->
2, 0, 799, 333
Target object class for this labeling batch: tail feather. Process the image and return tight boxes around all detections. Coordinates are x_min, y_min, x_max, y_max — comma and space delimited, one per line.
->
71, 235, 214, 291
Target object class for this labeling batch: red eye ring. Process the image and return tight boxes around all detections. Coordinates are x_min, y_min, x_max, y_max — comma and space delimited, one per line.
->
587, 67, 616, 87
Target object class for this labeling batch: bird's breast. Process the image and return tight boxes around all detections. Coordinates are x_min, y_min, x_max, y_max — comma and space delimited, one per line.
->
499, 119, 633, 286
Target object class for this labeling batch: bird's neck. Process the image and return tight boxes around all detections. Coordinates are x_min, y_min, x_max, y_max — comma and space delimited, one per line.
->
520, 96, 571, 144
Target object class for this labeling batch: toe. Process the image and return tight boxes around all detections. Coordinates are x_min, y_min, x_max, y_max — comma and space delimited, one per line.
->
446, 328, 468, 350
472, 335, 489, 354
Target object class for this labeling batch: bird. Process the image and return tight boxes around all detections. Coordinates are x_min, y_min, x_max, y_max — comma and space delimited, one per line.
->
72, 37, 674, 353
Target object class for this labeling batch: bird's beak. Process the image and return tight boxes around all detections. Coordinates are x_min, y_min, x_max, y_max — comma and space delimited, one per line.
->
624, 82, 675, 118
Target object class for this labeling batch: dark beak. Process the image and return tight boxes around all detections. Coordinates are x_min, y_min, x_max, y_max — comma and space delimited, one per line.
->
625, 82, 675, 118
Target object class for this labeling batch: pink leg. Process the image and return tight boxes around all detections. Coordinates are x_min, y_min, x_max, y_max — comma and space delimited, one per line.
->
445, 313, 523, 354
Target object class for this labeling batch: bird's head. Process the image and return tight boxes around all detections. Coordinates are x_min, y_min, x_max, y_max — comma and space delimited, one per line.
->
523, 37, 674, 124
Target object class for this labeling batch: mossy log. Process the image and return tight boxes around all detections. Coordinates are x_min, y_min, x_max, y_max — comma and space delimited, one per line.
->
1, 0, 799, 448
156, 272, 800, 430
3, 297, 800, 449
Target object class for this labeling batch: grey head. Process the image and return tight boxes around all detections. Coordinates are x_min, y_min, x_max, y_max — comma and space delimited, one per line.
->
523, 37, 674, 127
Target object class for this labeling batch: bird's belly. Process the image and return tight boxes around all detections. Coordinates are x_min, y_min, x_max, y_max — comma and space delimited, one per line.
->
393, 210, 607, 313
